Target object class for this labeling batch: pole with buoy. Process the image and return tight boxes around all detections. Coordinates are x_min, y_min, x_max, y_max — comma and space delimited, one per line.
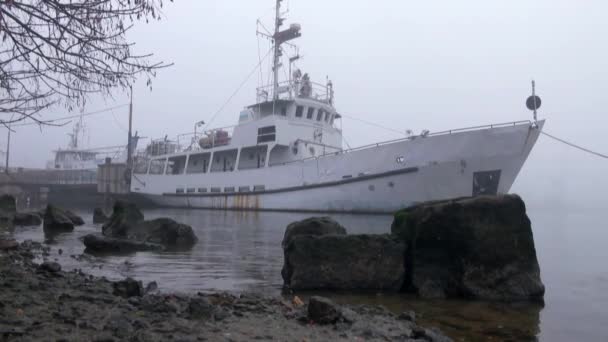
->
526, 80, 541, 124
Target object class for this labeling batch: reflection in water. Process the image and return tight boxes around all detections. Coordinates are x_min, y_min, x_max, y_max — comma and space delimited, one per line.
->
8, 207, 608, 341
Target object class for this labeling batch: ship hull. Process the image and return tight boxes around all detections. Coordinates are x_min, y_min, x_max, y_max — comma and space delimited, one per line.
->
132, 120, 544, 213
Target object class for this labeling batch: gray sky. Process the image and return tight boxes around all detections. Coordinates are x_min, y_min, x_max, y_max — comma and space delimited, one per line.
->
4, 0, 607, 207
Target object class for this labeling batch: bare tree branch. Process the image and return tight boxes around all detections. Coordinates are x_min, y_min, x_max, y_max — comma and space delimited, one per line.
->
0, 0, 172, 125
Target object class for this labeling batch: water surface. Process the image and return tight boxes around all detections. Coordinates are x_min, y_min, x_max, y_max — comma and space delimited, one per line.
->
9, 207, 607, 341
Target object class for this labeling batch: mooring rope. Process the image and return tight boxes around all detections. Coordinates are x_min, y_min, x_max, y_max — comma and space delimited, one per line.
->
541, 131, 608, 160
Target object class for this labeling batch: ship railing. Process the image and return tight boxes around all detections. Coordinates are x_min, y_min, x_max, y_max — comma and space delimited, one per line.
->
175, 125, 237, 152
272, 119, 532, 167
256, 80, 330, 104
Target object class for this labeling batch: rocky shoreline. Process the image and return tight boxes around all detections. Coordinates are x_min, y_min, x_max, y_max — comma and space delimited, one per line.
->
0, 239, 451, 342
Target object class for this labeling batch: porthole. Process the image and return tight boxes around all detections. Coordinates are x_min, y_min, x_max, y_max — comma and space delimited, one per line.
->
368, 184, 375, 191
388, 181, 395, 188
396, 156, 405, 164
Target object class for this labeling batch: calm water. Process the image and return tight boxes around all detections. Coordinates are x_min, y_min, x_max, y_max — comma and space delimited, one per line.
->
7, 206, 608, 341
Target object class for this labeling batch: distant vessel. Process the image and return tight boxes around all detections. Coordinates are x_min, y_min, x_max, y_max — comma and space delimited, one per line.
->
130, 0, 544, 213
47, 116, 135, 172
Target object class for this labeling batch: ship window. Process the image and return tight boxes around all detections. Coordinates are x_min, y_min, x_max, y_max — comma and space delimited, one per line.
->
134, 158, 149, 174
257, 125, 276, 143
306, 107, 314, 119
238, 186, 250, 192
186, 153, 211, 174
280, 107, 287, 116
324, 111, 330, 122
176, 188, 185, 194
295, 106, 304, 118
316, 109, 323, 121
197, 187, 207, 193
224, 186, 235, 193
186, 188, 196, 193
253, 185, 266, 191
210, 187, 221, 193
149, 159, 166, 175
167, 155, 187, 175
330, 115, 335, 125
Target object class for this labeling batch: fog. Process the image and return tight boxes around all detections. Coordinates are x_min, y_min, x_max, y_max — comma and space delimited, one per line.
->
4, 0, 607, 208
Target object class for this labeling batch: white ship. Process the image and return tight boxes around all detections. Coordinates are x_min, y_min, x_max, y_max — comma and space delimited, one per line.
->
130, 0, 544, 213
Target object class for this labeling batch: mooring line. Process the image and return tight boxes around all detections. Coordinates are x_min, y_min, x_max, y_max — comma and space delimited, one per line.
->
541, 131, 608, 159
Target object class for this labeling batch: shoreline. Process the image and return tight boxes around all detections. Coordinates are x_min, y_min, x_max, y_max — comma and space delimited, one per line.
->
0, 239, 451, 341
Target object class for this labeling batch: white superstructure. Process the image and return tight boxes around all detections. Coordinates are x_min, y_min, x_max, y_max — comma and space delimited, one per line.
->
130, 0, 544, 213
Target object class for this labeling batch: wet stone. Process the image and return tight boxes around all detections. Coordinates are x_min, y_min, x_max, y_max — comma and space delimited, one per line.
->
38, 261, 61, 273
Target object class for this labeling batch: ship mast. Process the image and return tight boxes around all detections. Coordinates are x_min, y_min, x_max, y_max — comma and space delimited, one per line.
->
272, 0, 281, 100
270, 0, 301, 101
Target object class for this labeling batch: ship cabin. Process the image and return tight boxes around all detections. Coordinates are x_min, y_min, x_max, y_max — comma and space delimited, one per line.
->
134, 79, 343, 179
49, 149, 100, 170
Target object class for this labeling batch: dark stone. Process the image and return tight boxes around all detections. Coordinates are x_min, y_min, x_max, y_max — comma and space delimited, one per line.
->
113, 278, 144, 298
188, 297, 215, 319
13, 212, 42, 226
282, 234, 405, 290
397, 310, 416, 322
39, 261, 61, 273
65, 210, 84, 226
145, 281, 158, 294
102, 201, 145, 238
0, 194, 16, 216
82, 234, 164, 253
127, 218, 198, 248
43, 205, 74, 232
391, 194, 545, 301
307, 296, 341, 324
0, 238, 19, 251
282, 216, 347, 247
93, 208, 109, 224
101, 202, 197, 249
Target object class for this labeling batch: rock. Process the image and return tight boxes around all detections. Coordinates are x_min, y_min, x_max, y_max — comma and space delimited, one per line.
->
0, 194, 16, 217
188, 297, 215, 319
282, 234, 405, 291
101, 202, 197, 249
307, 296, 341, 324
0, 194, 16, 226
282, 216, 347, 247
93, 208, 109, 224
65, 210, 84, 226
43, 205, 74, 232
102, 201, 144, 238
38, 261, 61, 273
145, 281, 158, 294
127, 218, 198, 248
82, 234, 164, 253
391, 194, 545, 301
13, 212, 42, 226
113, 278, 144, 298
0, 238, 19, 251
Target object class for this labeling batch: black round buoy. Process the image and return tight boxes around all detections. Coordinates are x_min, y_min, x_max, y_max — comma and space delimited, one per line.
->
526, 95, 541, 111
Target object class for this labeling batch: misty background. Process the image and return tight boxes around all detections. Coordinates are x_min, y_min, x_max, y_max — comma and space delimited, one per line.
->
4, 0, 606, 208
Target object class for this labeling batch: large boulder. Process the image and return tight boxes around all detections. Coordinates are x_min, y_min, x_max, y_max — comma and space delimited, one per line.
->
282, 216, 347, 247
391, 194, 545, 301
282, 234, 405, 291
64, 210, 84, 226
0, 194, 16, 216
127, 218, 198, 248
102, 201, 144, 237
82, 234, 164, 253
0, 194, 16, 226
93, 208, 109, 224
13, 212, 42, 226
43, 205, 74, 232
